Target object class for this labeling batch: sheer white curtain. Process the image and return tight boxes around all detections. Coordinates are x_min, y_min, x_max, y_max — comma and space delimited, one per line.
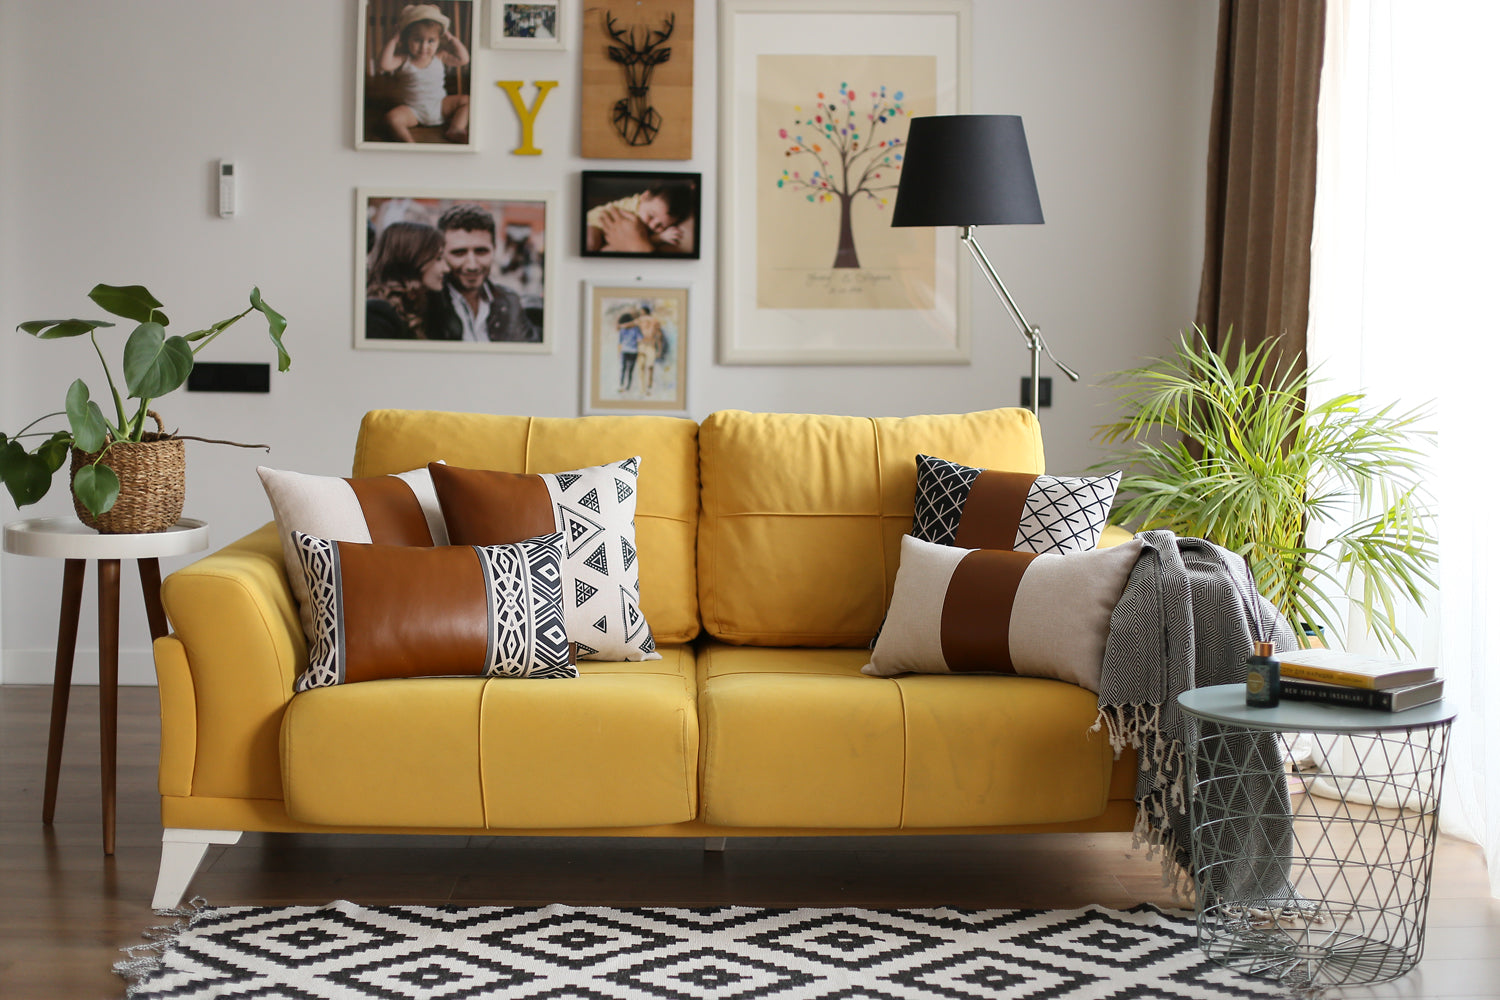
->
1309, 0, 1500, 895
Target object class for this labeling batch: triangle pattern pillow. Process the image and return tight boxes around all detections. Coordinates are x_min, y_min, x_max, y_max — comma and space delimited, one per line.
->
912, 454, 1121, 554
430, 458, 658, 661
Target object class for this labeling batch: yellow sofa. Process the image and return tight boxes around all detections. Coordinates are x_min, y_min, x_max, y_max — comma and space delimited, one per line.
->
150, 408, 1137, 907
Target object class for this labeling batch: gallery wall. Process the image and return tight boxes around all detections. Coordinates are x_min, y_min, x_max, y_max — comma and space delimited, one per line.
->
0, 0, 1219, 683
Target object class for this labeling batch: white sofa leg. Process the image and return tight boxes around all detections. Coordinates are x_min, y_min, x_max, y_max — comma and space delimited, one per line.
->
704, 837, 727, 853
153, 828, 242, 909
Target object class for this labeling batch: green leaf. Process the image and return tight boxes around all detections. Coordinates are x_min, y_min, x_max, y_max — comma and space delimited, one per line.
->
122, 322, 194, 399
0, 439, 54, 507
36, 430, 72, 473
18, 318, 114, 339
88, 284, 168, 325
249, 287, 291, 372
182, 315, 238, 343
72, 463, 120, 516
64, 380, 110, 453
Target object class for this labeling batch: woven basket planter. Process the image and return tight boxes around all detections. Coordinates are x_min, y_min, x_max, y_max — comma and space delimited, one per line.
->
69, 412, 185, 534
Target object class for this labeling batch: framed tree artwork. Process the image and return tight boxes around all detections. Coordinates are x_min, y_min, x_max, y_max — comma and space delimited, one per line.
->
718, 0, 971, 364
582, 282, 690, 415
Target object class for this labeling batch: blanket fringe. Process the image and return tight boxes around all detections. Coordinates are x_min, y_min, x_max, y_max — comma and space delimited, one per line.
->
115, 896, 212, 996
1094, 705, 1195, 903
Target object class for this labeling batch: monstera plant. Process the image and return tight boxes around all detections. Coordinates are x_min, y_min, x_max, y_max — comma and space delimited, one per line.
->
0, 283, 288, 519
1093, 329, 1435, 655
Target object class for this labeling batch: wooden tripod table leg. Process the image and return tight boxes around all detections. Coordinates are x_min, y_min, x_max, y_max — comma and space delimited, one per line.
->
138, 558, 169, 640
42, 559, 87, 825
98, 558, 121, 856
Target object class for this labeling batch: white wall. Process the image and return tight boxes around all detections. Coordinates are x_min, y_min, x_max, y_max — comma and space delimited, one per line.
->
0, 0, 1219, 684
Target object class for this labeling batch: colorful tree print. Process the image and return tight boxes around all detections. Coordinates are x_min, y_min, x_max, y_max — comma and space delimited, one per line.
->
774, 82, 908, 269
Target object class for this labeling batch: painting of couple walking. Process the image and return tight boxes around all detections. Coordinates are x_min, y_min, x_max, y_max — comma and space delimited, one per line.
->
585, 284, 689, 415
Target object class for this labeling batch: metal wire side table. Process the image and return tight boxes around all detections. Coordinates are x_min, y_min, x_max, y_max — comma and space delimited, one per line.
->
1177, 684, 1455, 991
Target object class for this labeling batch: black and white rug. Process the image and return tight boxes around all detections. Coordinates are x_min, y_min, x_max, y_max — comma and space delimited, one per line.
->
119, 901, 1290, 999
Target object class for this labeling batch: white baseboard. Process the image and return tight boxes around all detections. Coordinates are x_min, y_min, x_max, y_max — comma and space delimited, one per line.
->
1, 649, 158, 686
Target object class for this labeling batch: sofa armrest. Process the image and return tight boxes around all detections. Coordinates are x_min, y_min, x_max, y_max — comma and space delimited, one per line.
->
158, 523, 306, 801
1097, 524, 1135, 549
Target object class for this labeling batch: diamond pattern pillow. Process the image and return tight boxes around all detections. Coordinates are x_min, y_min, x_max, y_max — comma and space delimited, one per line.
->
912, 454, 1121, 554
430, 459, 658, 662
258, 464, 449, 645
291, 531, 576, 691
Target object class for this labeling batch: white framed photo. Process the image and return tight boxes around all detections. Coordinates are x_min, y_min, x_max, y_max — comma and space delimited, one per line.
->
356, 0, 480, 151
718, 0, 971, 364
582, 281, 690, 416
356, 188, 556, 353
490, 0, 566, 50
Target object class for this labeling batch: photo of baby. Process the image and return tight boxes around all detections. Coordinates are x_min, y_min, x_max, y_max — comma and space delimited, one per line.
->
358, 1, 476, 149
580, 171, 702, 259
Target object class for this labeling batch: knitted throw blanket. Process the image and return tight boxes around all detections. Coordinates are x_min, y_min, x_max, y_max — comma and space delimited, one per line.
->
1093, 530, 1298, 894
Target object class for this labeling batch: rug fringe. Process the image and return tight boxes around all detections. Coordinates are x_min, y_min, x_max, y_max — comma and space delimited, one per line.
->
114, 896, 211, 996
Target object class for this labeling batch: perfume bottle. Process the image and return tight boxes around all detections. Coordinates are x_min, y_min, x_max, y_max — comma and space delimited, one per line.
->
1245, 641, 1280, 707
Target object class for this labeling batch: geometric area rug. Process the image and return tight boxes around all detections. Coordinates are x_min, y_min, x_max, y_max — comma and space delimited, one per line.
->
118, 900, 1292, 999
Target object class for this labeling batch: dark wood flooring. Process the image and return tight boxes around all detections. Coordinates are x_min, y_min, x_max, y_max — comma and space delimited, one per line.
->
1, 684, 1496, 998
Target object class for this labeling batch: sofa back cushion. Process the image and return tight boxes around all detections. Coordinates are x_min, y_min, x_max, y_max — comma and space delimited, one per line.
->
353, 410, 700, 644
697, 409, 1044, 646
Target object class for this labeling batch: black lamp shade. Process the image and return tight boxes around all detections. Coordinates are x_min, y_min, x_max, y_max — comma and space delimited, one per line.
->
890, 115, 1044, 228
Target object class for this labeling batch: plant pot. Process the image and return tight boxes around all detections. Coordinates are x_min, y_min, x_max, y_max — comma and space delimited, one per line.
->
69, 412, 185, 534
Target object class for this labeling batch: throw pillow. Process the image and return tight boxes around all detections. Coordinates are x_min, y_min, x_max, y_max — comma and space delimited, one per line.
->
290, 531, 577, 691
863, 533, 1143, 690
429, 459, 659, 661
258, 464, 449, 643
912, 454, 1121, 554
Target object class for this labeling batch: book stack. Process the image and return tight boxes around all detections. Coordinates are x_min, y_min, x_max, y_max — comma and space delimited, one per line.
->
1275, 647, 1443, 712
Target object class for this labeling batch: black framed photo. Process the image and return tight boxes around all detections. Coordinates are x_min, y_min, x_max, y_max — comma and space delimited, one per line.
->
579, 170, 701, 259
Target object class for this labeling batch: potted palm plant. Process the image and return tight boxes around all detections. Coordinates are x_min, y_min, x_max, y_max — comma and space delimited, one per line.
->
0, 283, 288, 532
1094, 329, 1435, 654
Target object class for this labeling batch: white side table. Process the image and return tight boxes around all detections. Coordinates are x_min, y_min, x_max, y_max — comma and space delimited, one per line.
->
3, 516, 208, 854
1178, 684, 1455, 991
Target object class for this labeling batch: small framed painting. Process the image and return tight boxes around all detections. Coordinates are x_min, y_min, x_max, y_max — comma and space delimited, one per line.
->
357, 187, 556, 353
583, 282, 690, 415
490, 0, 566, 49
356, 0, 478, 150
580, 170, 701, 259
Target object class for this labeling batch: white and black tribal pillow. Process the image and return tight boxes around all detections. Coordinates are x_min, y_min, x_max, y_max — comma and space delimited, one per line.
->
292, 530, 576, 691
912, 454, 1121, 554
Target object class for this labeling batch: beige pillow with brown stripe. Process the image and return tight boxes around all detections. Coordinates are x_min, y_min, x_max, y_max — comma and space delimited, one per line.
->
258, 465, 448, 645
863, 533, 1143, 690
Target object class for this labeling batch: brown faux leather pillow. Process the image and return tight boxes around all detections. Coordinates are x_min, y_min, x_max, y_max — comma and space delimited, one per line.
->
864, 533, 1143, 691
290, 531, 576, 690
429, 459, 658, 662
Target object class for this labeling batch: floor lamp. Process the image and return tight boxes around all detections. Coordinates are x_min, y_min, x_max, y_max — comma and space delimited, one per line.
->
891, 114, 1078, 415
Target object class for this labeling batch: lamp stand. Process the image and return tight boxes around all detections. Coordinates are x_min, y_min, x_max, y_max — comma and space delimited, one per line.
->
959, 225, 1079, 416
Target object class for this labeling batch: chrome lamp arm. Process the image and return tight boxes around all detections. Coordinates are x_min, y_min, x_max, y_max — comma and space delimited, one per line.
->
959, 225, 1078, 414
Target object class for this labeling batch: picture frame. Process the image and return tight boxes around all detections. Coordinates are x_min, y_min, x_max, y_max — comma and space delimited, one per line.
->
579, 170, 702, 259
356, 0, 479, 151
489, 0, 566, 50
718, 0, 972, 365
356, 188, 556, 353
582, 281, 690, 416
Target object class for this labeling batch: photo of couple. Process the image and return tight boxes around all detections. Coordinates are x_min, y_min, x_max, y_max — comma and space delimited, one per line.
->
359, 192, 551, 351
586, 285, 688, 415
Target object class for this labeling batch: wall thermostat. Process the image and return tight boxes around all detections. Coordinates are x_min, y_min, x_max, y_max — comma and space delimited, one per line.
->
218, 160, 236, 218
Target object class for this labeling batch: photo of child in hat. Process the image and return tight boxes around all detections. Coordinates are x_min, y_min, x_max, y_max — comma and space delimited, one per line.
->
358, 1, 474, 148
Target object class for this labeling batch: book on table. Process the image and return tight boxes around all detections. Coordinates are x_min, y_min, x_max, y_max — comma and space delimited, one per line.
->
1276, 647, 1436, 690
1279, 677, 1445, 712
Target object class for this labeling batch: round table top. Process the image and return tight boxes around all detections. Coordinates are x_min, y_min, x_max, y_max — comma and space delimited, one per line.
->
1178, 683, 1455, 733
3, 516, 210, 559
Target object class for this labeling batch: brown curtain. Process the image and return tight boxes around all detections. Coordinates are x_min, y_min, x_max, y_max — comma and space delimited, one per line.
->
1196, 0, 1326, 370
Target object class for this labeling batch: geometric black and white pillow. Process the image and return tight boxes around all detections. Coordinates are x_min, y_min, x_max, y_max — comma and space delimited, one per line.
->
291, 531, 576, 692
537, 458, 658, 662
913, 454, 1121, 554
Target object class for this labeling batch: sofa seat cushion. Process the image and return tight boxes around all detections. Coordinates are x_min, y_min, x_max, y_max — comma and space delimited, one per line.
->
697, 643, 1115, 829
282, 645, 697, 829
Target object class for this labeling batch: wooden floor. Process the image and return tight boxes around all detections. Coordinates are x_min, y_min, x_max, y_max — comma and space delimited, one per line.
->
1, 684, 1496, 999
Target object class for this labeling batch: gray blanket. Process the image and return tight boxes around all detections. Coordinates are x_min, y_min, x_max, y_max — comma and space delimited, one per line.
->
1094, 529, 1299, 895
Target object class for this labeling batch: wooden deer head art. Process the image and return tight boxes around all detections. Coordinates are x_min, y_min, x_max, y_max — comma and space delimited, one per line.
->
604, 10, 674, 146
